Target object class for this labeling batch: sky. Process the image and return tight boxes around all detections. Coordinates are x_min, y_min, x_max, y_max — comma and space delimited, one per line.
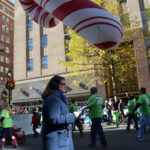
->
9, 0, 15, 4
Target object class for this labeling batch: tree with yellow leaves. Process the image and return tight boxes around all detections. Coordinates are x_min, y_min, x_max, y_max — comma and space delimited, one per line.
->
59, 0, 140, 98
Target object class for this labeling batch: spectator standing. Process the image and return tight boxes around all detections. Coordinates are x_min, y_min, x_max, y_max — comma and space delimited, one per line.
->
118, 99, 125, 122
104, 100, 112, 124
41, 76, 80, 150
31, 112, 39, 137
69, 99, 83, 136
132, 88, 150, 141
126, 95, 139, 131
88, 87, 107, 148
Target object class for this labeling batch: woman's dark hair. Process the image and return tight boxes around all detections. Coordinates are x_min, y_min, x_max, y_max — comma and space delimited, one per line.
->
41, 75, 65, 99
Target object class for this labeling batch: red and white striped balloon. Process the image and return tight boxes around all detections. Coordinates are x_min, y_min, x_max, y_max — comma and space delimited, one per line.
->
19, 0, 58, 27
19, 0, 123, 50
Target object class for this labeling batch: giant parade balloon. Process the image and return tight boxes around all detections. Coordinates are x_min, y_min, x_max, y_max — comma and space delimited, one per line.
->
19, 0, 59, 27
19, 0, 123, 50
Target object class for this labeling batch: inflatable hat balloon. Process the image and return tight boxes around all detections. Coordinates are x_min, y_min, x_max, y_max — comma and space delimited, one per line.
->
19, 0, 123, 50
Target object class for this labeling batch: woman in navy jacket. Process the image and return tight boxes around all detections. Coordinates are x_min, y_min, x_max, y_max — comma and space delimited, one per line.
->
41, 76, 80, 150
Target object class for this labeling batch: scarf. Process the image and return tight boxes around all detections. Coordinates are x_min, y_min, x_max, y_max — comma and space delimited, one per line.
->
53, 90, 67, 103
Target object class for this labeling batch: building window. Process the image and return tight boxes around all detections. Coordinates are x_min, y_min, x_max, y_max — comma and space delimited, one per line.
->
6, 18, 9, 24
6, 27, 9, 33
0, 77, 4, 81
2, 15, 5, 22
28, 39, 33, 50
27, 20, 33, 31
5, 57, 9, 64
6, 9, 10, 15
41, 35, 48, 47
3, 7, 5, 11
42, 56, 48, 68
0, 66, 4, 72
2, 25, 5, 31
1, 35, 5, 41
0, 56, 4, 62
27, 59, 34, 71
5, 67, 9, 74
6, 37, 9, 43
6, 47, 10, 53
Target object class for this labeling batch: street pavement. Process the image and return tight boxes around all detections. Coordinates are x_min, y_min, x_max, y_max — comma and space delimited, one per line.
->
2, 125, 150, 150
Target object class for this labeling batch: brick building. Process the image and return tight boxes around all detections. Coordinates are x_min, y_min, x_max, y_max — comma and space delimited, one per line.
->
0, 0, 14, 82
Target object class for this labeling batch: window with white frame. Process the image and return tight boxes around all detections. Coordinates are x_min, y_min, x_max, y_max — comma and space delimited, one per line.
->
3, 7, 5, 11
6, 37, 9, 43
0, 66, 4, 72
6, 47, 10, 53
5, 57, 9, 64
0, 56, 4, 62
6, 9, 10, 15
1, 35, 5, 41
6, 27, 9, 33
2, 25, 5, 31
0, 77, 4, 81
2, 15, 5, 22
5, 67, 9, 74
6, 18, 9, 24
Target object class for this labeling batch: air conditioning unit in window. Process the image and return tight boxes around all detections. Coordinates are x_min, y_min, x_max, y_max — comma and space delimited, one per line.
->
147, 43, 150, 48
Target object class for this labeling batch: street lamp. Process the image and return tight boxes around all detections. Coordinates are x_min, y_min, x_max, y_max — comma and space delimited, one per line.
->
7, 70, 12, 78
5, 70, 15, 104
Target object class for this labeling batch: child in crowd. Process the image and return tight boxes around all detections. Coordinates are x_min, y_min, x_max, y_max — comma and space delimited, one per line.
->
1, 104, 18, 148
31, 112, 39, 137
112, 107, 120, 128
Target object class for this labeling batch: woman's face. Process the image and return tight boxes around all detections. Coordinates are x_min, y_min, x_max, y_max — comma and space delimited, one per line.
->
58, 79, 66, 93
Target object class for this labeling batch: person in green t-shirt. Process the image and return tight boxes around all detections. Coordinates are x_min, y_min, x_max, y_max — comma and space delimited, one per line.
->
112, 108, 120, 128
1, 104, 18, 148
132, 88, 150, 141
126, 95, 139, 131
88, 87, 107, 148
69, 99, 83, 136
69, 100, 79, 113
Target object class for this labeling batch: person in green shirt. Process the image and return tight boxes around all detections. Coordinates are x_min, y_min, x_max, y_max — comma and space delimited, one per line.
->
132, 88, 150, 141
112, 108, 120, 128
1, 104, 18, 148
88, 87, 107, 148
69, 100, 79, 113
69, 99, 83, 136
126, 95, 139, 131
